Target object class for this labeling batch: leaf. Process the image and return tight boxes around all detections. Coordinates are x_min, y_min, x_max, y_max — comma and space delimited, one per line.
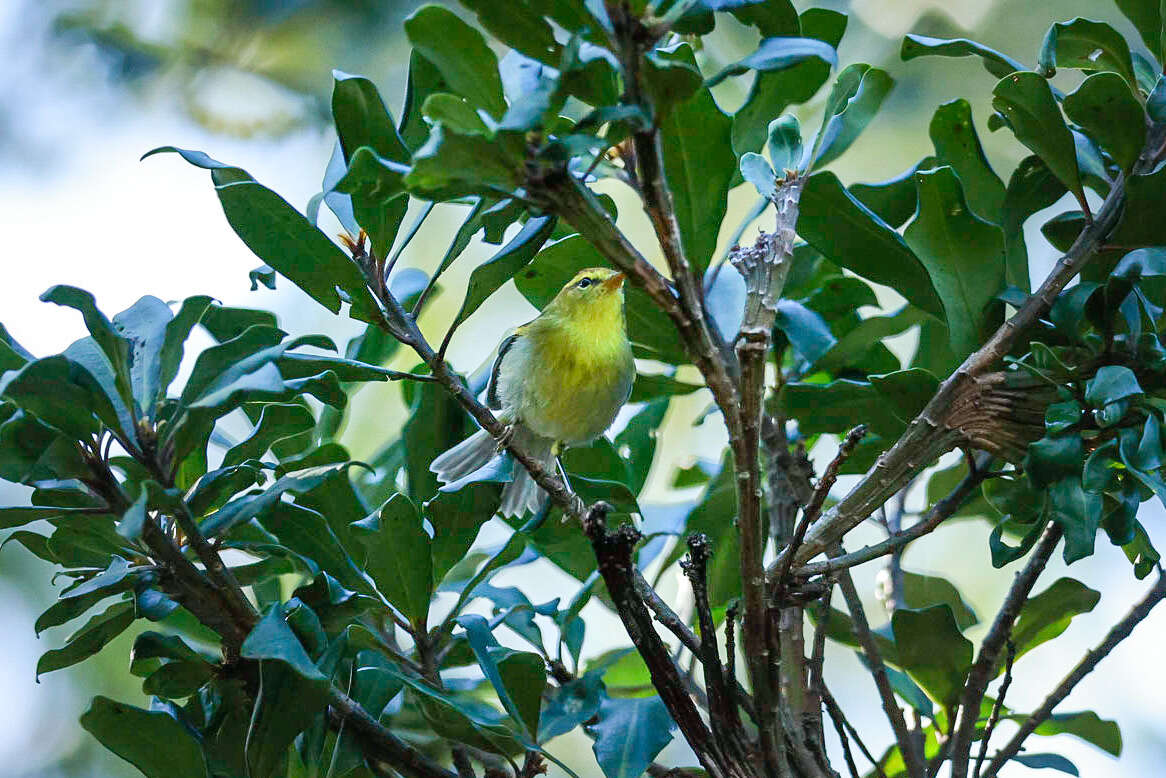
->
457, 615, 546, 740
706, 36, 836, 87
404, 5, 505, 118
774, 299, 836, 364
1085, 365, 1142, 407
400, 50, 452, 151
222, 403, 314, 468
405, 124, 524, 199
811, 65, 894, 169
1111, 164, 1166, 248
901, 34, 1026, 78
1009, 577, 1100, 667
740, 153, 776, 200
36, 600, 135, 678
332, 147, 409, 262
849, 157, 935, 228
248, 661, 331, 778
782, 379, 905, 439
904, 165, 1006, 357
1114, 0, 1165, 62
659, 46, 736, 273
589, 695, 676, 778
767, 115, 803, 173
258, 501, 374, 597
145, 148, 382, 325
1048, 478, 1102, 563
1012, 753, 1079, 775
1032, 710, 1122, 755
929, 99, 1005, 223
890, 605, 973, 708
991, 73, 1082, 204
40, 286, 133, 411
332, 71, 410, 165
798, 172, 943, 319
732, 9, 847, 157
352, 493, 433, 629
446, 215, 557, 338
539, 673, 604, 743
242, 605, 327, 682
1002, 156, 1066, 292
426, 482, 502, 585
1038, 18, 1136, 88
900, 571, 978, 629
870, 369, 941, 424
460, 0, 560, 66
1063, 72, 1146, 174
81, 697, 208, 778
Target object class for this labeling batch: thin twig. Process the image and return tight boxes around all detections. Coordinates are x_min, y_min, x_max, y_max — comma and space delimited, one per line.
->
821, 683, 883, 778
973, 641, 1015, 778
949, 523, 1063, 778
834, 547, 925, 778
982, 569, 1166, 778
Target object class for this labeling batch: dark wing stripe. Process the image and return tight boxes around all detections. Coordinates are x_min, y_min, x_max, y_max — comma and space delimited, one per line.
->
486, 333, 520, 410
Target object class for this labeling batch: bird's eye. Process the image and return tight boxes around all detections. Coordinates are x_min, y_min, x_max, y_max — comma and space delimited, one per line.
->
577, 277, 593, 289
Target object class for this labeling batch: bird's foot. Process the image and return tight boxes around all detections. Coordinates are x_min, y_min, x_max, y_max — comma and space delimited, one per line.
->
496, 424, 515, 452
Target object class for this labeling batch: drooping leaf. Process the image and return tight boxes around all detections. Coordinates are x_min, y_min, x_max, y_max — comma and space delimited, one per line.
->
1037, 18, 1136, 88
991, 73, 1083, 204
904, 165, 1006, 357
929, 99, 1005, 223
705, 36, 837, 88
1001, 156, 1066, 291
901, 34, 1027, 78
36, 600, 135, 678
351, 493, 433, 629
890, 605, 974, 708
81, 697, 208, 778
1008, 577, 1100, 668
404, 5, 506, 118
1063, 72, 1146, 174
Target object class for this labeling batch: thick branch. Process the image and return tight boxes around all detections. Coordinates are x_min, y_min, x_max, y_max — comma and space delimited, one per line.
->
783, 172, 1128, 565
949, 523, 1062, 778
834, 550, 925, 778
982, 569, 1166, 778
328, 688, 458, 778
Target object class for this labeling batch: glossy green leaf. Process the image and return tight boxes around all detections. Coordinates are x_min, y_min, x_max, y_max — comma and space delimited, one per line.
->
426, 481, 502, 584
732, 8, 846, 157
1002, 156, 1066, 291
811, 64, 894, 169
1038, 18, 1136, 88
400, 50, 452, 151
929, 99, 1005, 223
457, 615, 546, 740
589, 695, 676, 778
36, 600, 135, 678
901, 34, 1026, 78
1111, 165, 1166, 248
901, 571, 978, 629
223, 403, 314, 468
540, 673, 604, 743
404, 5, 506, 118
774, 299, 836, 365
706, 36, 836, 87
352, 493, 433, 628
798, 172, 943, 319
332, 71, 409, 165
659, 46, 735, 274
145, 148, 383, 325
81, 697, 207, 778
445, 215, 556, 341
1008, 577, 1100, 668
1063, 72, 1146, 173
891, 605, 973, 707
905, 165, 1006, 357
1085, 366, 1143, 407
1048, 477, 1102, 563
870, 369, 941, 425
258, 501, 374, 597
1024, 710, 1123, 756
767, 115, 803, 172
849, 157, 935, 228
740, 153, 776, 199
332, 146, 409, 261
991, 73, 1082, 203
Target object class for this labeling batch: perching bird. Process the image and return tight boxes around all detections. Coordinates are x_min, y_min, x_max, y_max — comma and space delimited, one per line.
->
431, 267, 635, 516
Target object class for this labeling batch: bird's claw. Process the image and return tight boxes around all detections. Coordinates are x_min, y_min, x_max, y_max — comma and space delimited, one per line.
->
496, 424, 515, 452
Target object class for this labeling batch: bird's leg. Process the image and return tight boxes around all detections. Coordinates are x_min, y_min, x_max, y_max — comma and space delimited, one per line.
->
495, 423, 516, 452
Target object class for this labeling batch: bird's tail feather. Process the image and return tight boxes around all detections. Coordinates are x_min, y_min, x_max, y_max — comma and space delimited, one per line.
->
431, 427, 555, 518
431, 429, 497, 485
499, 432, 554, 518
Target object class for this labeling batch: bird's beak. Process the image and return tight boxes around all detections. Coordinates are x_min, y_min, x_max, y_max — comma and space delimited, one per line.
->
603, 273, 626, 292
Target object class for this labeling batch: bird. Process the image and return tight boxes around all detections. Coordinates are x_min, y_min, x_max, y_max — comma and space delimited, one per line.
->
431, 266, 635, 517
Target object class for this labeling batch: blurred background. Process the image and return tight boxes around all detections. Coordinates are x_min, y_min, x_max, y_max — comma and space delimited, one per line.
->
1, 0, 1163, 775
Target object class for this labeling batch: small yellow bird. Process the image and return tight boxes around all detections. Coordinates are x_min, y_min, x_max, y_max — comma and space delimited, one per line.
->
432, 267, 635, 516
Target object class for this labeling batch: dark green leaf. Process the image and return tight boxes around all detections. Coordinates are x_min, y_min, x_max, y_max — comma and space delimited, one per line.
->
660, 46, 735, 274
991, 73, 1082, 203
332, 146, 409, 261
405, 124, 524, 199
461, 0, 560, 65
1085, 365, 1142, 407
332, 71, 409, 165
1002, 156, 1066, 291
706, 36, 837, 88
81, 697, 208, 778
589, 695, 676, 778
539, 672, 603, 742
145, 148, 382, 325
1009, 577, 1100, 667
901, 571, 978, 629
1012, 753, 1079, 775
1111, 164, 1166, 248
457, 615, 546, 740
259, 501, 374, 597
904, 165, 1006, 357
782, 379, 905, 439
1048, 477, 1102, 563
426, 482, 501, 585
890, 605, 973, 707
1063, 72, 1146, 173
811, 65, 894, 169
870, 369, 941, 424
241, 605, 326, 681
37, 600, 135, 678
1027, 710, 1122, 756
223, 403, 314, 468
732, 9, 846, 157
404, 5, 506, 118
900, 34, 1026, 78
352, 493, 433, 628
775, 299, 836, 365
1038, 18, 1136, 88
798, 172, 943, 319
446, 215, 556, 338
848, 157, 936, 228
929, 99, 1005, 223
767, 115, 803, 173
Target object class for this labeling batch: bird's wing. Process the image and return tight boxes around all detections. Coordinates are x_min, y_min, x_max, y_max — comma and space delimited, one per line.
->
486, 332, 521, 410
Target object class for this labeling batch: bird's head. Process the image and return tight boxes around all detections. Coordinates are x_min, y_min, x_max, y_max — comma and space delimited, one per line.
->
541, 267, 627, 330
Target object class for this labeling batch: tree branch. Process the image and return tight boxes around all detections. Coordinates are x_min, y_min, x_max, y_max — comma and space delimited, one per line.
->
982, 569, 1166, 778
949, 523, 1062, 778
834, 548, 925, 778
794, 453, 993, 577
972, 641, 1014, 778
328, 687, 458, 778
